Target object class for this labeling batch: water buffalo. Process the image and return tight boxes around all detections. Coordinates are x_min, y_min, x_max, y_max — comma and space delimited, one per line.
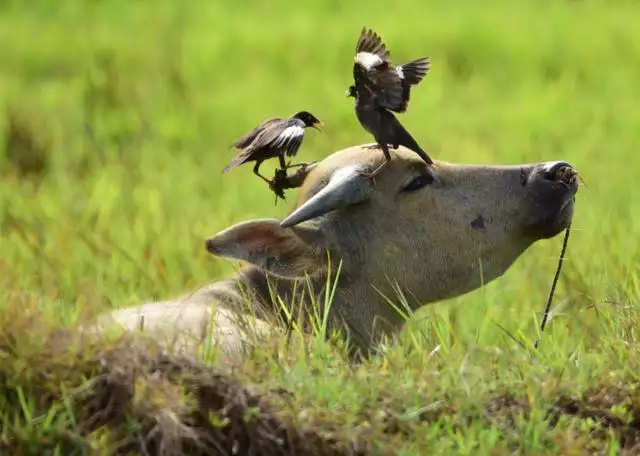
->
97, 144, 578, 365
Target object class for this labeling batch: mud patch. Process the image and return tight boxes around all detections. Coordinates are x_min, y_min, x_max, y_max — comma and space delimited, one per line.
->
550, 382, 640, 451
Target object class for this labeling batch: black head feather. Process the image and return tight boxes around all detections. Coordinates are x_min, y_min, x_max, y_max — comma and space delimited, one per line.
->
292, 111, 322, 128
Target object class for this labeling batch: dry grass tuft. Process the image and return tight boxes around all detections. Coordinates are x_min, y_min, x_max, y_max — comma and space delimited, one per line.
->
0, 297, 367, 455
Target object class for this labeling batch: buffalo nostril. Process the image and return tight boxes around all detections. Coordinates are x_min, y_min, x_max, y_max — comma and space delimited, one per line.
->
541, 161, 577, 184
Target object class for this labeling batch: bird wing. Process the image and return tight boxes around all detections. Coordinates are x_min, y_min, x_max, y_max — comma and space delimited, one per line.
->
230, 117, 282, 150
352, 27, 404, 111
386, 57, 431, 113
396, 57, 430, 86
250, 120, 306, 157
222, 118, 284, 173
354, 27, 390, 67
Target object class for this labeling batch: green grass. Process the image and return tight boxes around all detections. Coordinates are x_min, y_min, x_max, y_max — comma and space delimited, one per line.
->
1, 0, 640, 453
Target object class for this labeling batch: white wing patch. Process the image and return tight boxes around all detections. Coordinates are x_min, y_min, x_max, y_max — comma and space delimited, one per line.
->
355, 52, 383, 70
272, 124, 305, 156
395, 65, 404, 79
274, 125, 304, 146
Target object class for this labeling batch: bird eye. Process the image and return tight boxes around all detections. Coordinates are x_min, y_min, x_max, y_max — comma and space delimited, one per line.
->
401, 173, 433, 192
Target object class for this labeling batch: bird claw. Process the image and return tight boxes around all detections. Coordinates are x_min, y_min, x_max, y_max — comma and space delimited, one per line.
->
265, 162, 318, 205
359, 170, 378, 186
268, 180, 286, 201
268, 169, 288, 204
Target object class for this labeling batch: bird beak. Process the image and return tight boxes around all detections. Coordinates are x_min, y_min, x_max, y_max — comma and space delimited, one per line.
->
313, 121, 323, 132
345, 89, 350, 98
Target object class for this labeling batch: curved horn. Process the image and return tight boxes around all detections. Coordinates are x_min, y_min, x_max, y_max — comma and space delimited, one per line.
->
280, 164, 374, 228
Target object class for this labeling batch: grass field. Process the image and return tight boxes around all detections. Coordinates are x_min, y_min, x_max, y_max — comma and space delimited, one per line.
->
1, 0, 640, 454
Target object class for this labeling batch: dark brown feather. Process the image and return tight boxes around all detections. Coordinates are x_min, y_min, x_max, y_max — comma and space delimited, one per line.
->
391, 57, 431, 113
351, 78, 434, 166
398, 57, 430, 85
355, 27, 390, 61
353, 28, 404, 111
230, 118, 281, 149
248, 121, 304, 157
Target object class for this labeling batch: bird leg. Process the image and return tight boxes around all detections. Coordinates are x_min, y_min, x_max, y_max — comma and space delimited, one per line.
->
278, 155, 288, 171
364, 139, 395, 151
253, 161, 273, 185
280, 155, 314, 172
284, 162, 312, 169
281, 162, 314, 173
361, 143, 392, 184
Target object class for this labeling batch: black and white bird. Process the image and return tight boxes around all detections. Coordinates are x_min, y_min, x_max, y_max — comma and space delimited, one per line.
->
222, 111, 323, 185
347, 28, 433, 178
347, 85, 433, 179
351, 27, 431, 113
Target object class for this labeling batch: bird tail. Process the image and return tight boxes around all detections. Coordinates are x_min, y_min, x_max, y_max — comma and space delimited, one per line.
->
222, 155, 249, 173
398, 57, 430, 85
392, 118, 434, 165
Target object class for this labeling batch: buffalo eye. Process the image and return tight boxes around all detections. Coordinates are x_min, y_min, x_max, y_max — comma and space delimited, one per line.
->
401, 173, 434, 193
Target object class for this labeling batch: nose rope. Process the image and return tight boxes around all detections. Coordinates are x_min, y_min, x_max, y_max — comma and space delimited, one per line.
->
534, 221, 572, 349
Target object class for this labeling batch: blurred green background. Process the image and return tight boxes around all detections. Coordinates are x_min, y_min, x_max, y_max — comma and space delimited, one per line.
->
1, 0, 638, 342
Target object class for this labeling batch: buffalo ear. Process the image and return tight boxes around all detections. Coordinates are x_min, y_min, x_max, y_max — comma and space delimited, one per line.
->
205, 218, 328, 278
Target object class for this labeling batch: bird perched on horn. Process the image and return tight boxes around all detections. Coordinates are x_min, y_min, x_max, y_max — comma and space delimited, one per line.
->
222, 111, 323, 188
348, 27, 433, 179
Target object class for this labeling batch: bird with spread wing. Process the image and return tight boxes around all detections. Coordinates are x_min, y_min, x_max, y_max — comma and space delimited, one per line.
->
348, 27, 433, 179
